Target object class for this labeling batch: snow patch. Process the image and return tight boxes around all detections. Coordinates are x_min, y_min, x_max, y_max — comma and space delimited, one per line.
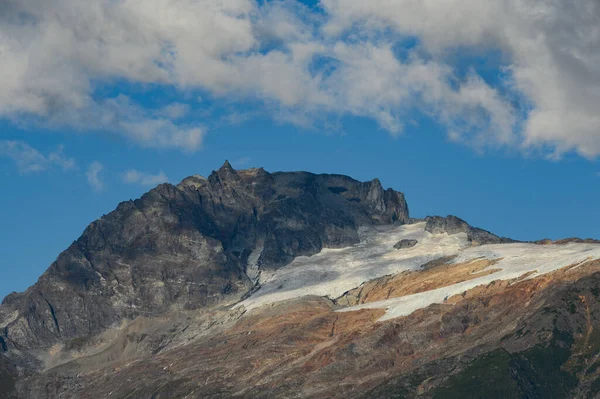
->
339, 241, 600, 321
238, 222, 600, 321
237, 222, 470, 311
246, 242, 264, 284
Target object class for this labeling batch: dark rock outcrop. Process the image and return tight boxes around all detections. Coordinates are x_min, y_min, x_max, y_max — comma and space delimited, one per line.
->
425, 215, 515, 245
0, 354, 17, 399
0, 163, 409, 356
551, 237, 600, 245
393, 239, 418, 250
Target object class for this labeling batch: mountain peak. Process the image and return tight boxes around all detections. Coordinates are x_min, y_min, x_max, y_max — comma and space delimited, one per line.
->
0, 164, 410, 358
220, 159, 234, 171
212, 159, 240, 181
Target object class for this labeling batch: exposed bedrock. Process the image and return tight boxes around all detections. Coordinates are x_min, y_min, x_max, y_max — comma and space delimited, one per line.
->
425, 215, 516, 244
394, 239, 418, 249
0, 162, 409, 355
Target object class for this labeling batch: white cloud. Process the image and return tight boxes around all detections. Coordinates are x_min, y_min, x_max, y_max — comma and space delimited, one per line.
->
320, 0, 600, 157
99, 96, 205, 152
86, 161, 104, 192
47, 145, 76, 171
158, 103, 190, 120
0, 140, 76, 174
232, 157, 252, 168
0, 0, 246, 152
0, 0, 598, 158
121, 169, 168, 186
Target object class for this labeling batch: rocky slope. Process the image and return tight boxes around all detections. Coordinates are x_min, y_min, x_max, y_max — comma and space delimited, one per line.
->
2, 163, 600, 399
0, 163, 409, 394
17, 261, 600, 399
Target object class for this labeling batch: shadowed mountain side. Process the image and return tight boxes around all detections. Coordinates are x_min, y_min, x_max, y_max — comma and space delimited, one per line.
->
0, 163, 409, 358
0, 354, 17, 399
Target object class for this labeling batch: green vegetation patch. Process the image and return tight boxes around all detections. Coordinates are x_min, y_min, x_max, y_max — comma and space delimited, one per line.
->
431, 331, 577, 399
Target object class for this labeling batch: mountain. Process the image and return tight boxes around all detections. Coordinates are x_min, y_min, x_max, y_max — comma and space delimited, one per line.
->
2, 163, 600, 399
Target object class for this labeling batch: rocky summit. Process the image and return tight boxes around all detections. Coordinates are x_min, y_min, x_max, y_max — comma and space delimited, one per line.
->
2, 163, 600, 399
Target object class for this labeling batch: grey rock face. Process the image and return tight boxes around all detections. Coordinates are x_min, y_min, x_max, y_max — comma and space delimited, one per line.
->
425, 215, 470, 235
425, 215, 516, 245
0, 163, 409, 355
0, 353, 17, 398
393, 239, 418, 250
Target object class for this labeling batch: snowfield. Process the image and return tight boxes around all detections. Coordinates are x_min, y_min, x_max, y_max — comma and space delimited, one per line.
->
343, 239, 600, 321
238, 222, 600, 321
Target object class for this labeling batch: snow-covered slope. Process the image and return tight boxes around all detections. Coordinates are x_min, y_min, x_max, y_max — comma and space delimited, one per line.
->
239, 222, 600, 321
341, 239, 600, 321
239, 222, 470, 311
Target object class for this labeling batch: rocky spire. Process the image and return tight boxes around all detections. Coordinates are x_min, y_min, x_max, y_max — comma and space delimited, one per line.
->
210, 160, 240, 183
219, 160, 235, 172
366, 178, 386, 213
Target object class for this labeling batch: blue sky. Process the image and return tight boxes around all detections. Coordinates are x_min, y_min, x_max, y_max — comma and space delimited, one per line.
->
1, 0, 599, 300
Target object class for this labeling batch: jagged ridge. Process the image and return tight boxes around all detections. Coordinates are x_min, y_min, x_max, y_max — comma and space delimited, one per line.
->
0, 162, 409, 357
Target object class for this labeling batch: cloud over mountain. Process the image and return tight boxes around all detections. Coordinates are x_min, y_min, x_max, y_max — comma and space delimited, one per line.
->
0, 141, 76, 173
121, 169, 169, 186
0, 0, 598, 157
